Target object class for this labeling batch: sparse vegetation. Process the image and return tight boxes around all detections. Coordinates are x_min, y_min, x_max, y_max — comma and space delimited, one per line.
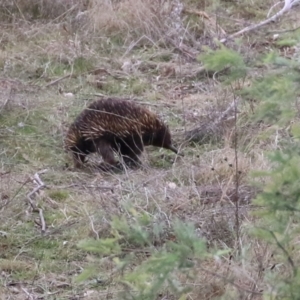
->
1, 0, 300, 299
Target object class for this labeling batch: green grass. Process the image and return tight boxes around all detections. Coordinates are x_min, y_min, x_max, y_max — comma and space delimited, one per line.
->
48, 190, 69, 201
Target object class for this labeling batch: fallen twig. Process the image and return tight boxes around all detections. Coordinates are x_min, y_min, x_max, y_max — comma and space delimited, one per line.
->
26, 169, 48, 234
39, 209, 46, 233
185, 100, 238, 143
44, 73, 75, 88
220, 0, 300, 43
21, 287, 35, 300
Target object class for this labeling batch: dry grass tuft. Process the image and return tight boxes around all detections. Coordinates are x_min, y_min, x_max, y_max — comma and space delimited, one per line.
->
86, 0, 174, 43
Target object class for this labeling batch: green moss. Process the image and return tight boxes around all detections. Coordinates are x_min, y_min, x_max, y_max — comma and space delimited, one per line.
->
48, 190, 69, 201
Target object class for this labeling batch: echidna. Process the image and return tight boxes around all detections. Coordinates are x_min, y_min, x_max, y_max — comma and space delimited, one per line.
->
64, 98, 181, 170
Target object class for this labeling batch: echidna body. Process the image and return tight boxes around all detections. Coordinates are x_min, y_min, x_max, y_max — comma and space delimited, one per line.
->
64, 98, 179, 170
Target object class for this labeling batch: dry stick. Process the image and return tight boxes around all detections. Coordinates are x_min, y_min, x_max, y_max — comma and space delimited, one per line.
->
233, 93, 240, 254
84, 206, 100, 240
267, 229, 297, 277
13, 0, 27, 22
21, 288, 34, 300
0, 97, 10, 113
51, 4, 78, 23
26, 169, 48, 234
44, 73, 76, 88
220, 0, 300, 43
267, 1, 284, 17
185, 99, 238, 142
38, 209, 46, 233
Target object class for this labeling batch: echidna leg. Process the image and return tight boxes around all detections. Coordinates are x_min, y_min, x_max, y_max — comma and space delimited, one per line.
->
70, 147, 86, 169
120, 135, 144, 168
73, 153, 85, 168
96, 139, 119, 171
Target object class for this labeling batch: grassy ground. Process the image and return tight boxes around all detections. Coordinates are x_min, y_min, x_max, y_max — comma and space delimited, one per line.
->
1, 0, 300, 299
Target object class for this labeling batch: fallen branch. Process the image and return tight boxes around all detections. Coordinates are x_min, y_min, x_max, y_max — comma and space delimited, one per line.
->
220, 0, 300, 43
26, 169, 48, 234
44, 73, 75, 88
39, 209, 46, 233
184, 100, 238, 143
21, 287, 35, 300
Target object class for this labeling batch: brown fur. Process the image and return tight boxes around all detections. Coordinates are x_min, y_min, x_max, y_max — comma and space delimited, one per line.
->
64, 98, 179, 170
